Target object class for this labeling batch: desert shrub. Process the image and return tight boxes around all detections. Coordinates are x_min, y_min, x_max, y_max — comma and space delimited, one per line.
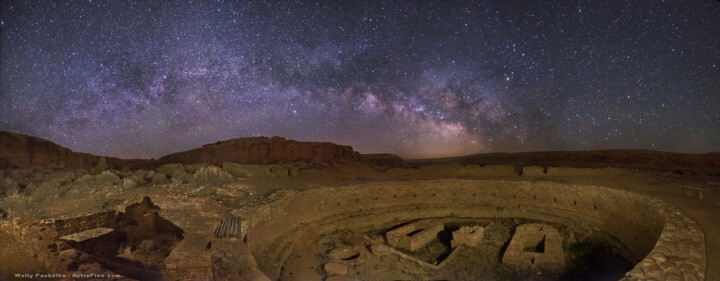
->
150, 173, 169, 185
74, 174, 95, 185
37, 178, 66, 198
156, 163, 186, 176
192, 166, 234, 186
115, 170, 148, 189
2, 193, 47, 219
123, 178, 138, 189
171, 169, 192, 185
0, 178, 19, 197
95, 171, 121, 185
130, 170, 148, 182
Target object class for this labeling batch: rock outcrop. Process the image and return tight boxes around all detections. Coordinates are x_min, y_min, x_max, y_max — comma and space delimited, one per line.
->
158, 136, 361, 166
0, 131, 120, 170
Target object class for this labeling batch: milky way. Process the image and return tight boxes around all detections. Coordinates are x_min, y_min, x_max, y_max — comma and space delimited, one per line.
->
1, 1, 719, 158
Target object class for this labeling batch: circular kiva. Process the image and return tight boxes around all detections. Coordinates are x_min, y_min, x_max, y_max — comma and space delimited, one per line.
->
241, 180, 706, 280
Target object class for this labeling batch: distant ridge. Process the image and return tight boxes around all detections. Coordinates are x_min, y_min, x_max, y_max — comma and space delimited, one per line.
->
1, 130, 718, 173
410, 150, 720, 174
0, 131, 362, 169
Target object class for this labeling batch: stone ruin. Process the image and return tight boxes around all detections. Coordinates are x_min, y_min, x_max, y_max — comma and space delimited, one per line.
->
0, 179, 709, 280
451, 225, 485, 248
238, 180, 706, 280
386, 219, 444, 252
501, 223, 566, 273
1, 196, 184, 280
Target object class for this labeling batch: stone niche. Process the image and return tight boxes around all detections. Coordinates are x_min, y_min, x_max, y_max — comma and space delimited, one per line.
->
387, 219, 443, 252
502, 223, 565, 273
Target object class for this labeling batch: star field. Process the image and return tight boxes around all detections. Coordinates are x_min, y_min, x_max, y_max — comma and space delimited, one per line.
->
1, 1, 719, 158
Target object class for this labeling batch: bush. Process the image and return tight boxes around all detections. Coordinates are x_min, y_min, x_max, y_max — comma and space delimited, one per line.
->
192, 166, 234, 186
0, 178, 18, 197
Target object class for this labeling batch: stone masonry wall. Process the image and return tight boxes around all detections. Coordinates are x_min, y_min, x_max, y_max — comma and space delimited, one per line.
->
386, 219, 444, 252
241, 180, 706, 280
0, 211, 117, 273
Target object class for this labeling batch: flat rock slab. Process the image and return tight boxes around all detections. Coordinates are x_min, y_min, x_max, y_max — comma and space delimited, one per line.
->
58, 227, 114, 242
324, 263, 348, 275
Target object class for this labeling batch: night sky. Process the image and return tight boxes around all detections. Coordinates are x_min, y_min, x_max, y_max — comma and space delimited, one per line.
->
1, 1, 719, 159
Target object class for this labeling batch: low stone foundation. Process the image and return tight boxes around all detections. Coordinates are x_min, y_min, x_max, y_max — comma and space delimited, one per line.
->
0, 196, 184, 280
386, 219, 443, 252
501, 223, 565, 273
451, 225, 485, 248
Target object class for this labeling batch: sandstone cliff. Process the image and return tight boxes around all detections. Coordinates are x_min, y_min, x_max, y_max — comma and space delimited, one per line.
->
158, 136, 362, 166
0, 131, 119, 170
0, 132, 363, 170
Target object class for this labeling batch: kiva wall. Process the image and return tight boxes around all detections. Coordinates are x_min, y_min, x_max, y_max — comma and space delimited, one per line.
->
241, 180, 705, 281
